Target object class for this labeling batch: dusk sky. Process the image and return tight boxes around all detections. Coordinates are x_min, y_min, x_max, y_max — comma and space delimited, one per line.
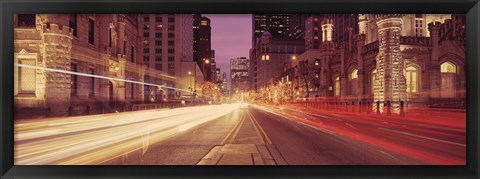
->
204, 14, 252, 80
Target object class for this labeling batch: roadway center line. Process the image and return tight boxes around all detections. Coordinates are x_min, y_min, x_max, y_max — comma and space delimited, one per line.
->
247, 110, 273, 145
221, 111, 245, 145
227, 112, 246, 144
246, 111, 266, 144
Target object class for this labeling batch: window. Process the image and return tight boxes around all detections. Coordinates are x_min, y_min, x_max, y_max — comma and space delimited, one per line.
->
350, 69, 358, 95
69, 14, 77, 36
168, 56, 174, 62
17, 14, 36, 27
143, 55, 149, 61
168, 41, 174, 46
155, 40, 161, 46
89, 68, 95, 97
71, 63, 78, 96
155, 56, 162, 62
144, 24, 150, 30
143, 48, 149, 53
168, 17, 175, 23
168, 33, 174, 38
335, 77, 340, 96
144, 32, 149, 38
168, 25, 175, 31
130, 46, 135, 63
88, 19, 95, 44
405, 66, 418, 93
350, 69, 358, 79
168, 49, 174, 54
144, 16, 150, 22
155, 17, 162, 22
155, 32, 161, 38
155, 64, 162, 71
155, 48, 161, 54
440, 62, 457, 98
17, 58, 36, 95
168, 63, 175, 75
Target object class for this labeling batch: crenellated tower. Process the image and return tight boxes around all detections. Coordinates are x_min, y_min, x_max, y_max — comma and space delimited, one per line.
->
373, 14, 406, 105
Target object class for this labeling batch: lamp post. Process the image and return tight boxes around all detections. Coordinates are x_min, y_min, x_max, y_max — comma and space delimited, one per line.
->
203, 58, 210, 81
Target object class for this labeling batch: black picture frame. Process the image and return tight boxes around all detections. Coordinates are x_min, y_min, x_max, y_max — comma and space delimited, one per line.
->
1, 0, 479, 178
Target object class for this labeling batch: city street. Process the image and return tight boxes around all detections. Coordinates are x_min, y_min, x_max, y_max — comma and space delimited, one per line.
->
15, 103, 465, 165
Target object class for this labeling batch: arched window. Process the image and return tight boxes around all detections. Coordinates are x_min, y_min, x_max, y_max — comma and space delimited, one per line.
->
440, 62, 457, 98
350, 69, 358, 79
405, 66, 418, 93
349, 69, 358, 95
335, 77, 340, 96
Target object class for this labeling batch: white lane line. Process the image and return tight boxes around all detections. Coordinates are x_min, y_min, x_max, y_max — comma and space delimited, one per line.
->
377, 127, 466, 147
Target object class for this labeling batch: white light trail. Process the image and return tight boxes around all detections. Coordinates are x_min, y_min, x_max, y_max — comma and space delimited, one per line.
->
16, 63, 210, 97
15, 104, 242, 165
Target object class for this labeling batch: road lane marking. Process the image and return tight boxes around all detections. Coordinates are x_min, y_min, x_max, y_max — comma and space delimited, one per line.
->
377, 127, 466, 147
228, 113, 246, 144
247, 110, 273, 144
246, 111, 266, 144
221, 111, 245, 145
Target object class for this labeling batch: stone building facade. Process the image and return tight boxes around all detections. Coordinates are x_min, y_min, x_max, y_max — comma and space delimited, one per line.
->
14, 14, 181, 118
279, 14, 466, 107
250, 31, 305, 90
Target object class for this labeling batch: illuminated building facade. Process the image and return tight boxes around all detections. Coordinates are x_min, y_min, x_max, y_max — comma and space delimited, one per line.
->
13, 14, 197, 118
288, 14, 466, 107
230, 57, 251, 93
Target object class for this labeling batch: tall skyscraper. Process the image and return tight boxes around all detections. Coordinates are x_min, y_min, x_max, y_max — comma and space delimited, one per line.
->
252, 14, 291, 47
141, 14, 194, 100
195, 16, 213, 81
289, 14, 310, 39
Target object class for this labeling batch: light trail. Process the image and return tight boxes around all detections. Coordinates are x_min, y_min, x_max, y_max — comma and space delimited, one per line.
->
15, 104, 241, 165
16, 63, 213, 98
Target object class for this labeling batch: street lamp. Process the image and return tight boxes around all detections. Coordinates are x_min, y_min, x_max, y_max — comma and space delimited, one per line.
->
203, 58, 210, 81
188, 71, 193, 95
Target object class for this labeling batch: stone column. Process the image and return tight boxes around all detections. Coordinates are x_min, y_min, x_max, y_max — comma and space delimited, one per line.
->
428, 22, 441, 99
340, 45, 347, 99
358, 14, 368, 36
40, 20, 73, 116
355, 34, 366, 100
117, 15, 126, 56
374, 14, 406, 105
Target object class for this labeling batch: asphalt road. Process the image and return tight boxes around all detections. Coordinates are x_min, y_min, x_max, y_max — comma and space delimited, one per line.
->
103, 105, 461, 165
16, 103, 465, 165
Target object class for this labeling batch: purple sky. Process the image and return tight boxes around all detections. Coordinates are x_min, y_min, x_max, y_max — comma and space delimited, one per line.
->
204, 14, 252, 78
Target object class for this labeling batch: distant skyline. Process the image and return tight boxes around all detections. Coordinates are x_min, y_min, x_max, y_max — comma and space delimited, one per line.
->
204, 14, 252, 80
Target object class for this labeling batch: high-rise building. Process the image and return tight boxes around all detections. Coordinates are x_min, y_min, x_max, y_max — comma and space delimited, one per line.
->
193, 14, 201, 68
252, 14, 291, 47
251, 32, 305, 90
141, 14, 195, 100
332, 14, 359, 45
195, 16, 213, 81
289, 14, 310, 39
230, 57, 251, 94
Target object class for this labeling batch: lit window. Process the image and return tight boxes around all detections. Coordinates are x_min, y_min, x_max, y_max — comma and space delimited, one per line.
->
350, 69, 358, 79
405, 66, 418, 93
335, 77, 340, 96
441, 62, 456, 73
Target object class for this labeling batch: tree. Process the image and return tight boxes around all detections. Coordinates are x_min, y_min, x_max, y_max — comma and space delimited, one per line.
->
297, 59, 321, 98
